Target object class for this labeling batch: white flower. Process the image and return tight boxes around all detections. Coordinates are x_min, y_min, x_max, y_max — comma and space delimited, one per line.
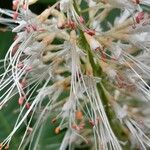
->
60, 0, 70, 12
1, 0, 150, 150
107, 0, 137, 10
129, 32, 150, 51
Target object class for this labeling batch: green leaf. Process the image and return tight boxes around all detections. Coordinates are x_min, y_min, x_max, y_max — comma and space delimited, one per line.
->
38, 0, 57, 4
0, 31, 14, 59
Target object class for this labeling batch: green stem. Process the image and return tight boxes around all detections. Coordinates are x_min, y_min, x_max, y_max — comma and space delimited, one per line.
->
78, 30, 129, 145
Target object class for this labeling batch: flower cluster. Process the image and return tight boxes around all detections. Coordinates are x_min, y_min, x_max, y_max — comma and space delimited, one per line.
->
0, 0, 150, 149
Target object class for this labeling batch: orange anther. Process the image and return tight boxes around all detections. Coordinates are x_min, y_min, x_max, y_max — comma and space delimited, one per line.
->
4, 144, 9, 150
75, 111, 83, 120
55, 127, 61, 134
0, 143, 3, 149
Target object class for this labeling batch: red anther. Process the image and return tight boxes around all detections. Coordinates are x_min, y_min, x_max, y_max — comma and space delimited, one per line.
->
72, 124, 80, 131
79, 123, 85, 130
142, 21, 148, 26
31, 24, 37, 31
22, 3, 28, 10
18, 96, 25, 105
12, 44, 19, 55
135, 12, 144, 24
115, 74, 127, 88
100, 51, 106, 62
13, 11, 19, 20
65, 20, 76, 29
20, 78, 27, 88
136, 0, 140, 4
72, 124, 85, 131
132, 24, 136, 29
85, 29, 95, 36
25, 25, 31, 33
111, 57, 117, 61
69, 20, 76, 29
135, 16, 140, 24
58, 24, 65, 29
13, 35, 18, 41
55, 3, 60, 11
89, 120, 95, 127
17, 62, 24, 69
25, 66, 32, 72
79, 16, 85, 24
138, 12, 144, 20
132, 0, 140, 4
96, 45, 106, 61
26, 103, 30, 109
25, 24, 37, 32
37, 28, 45, 32
12, 0, 19, 10
133, 0, 140, 4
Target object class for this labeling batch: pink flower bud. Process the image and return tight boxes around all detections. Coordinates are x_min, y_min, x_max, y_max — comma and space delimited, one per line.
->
20, 79, 27, 88
135, 12, 144, 24
18, 96, 25, 105
13, 11, 19, 20
12, 0, 19, 10
26, 103, 30, 109
79, 16, 85, 24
